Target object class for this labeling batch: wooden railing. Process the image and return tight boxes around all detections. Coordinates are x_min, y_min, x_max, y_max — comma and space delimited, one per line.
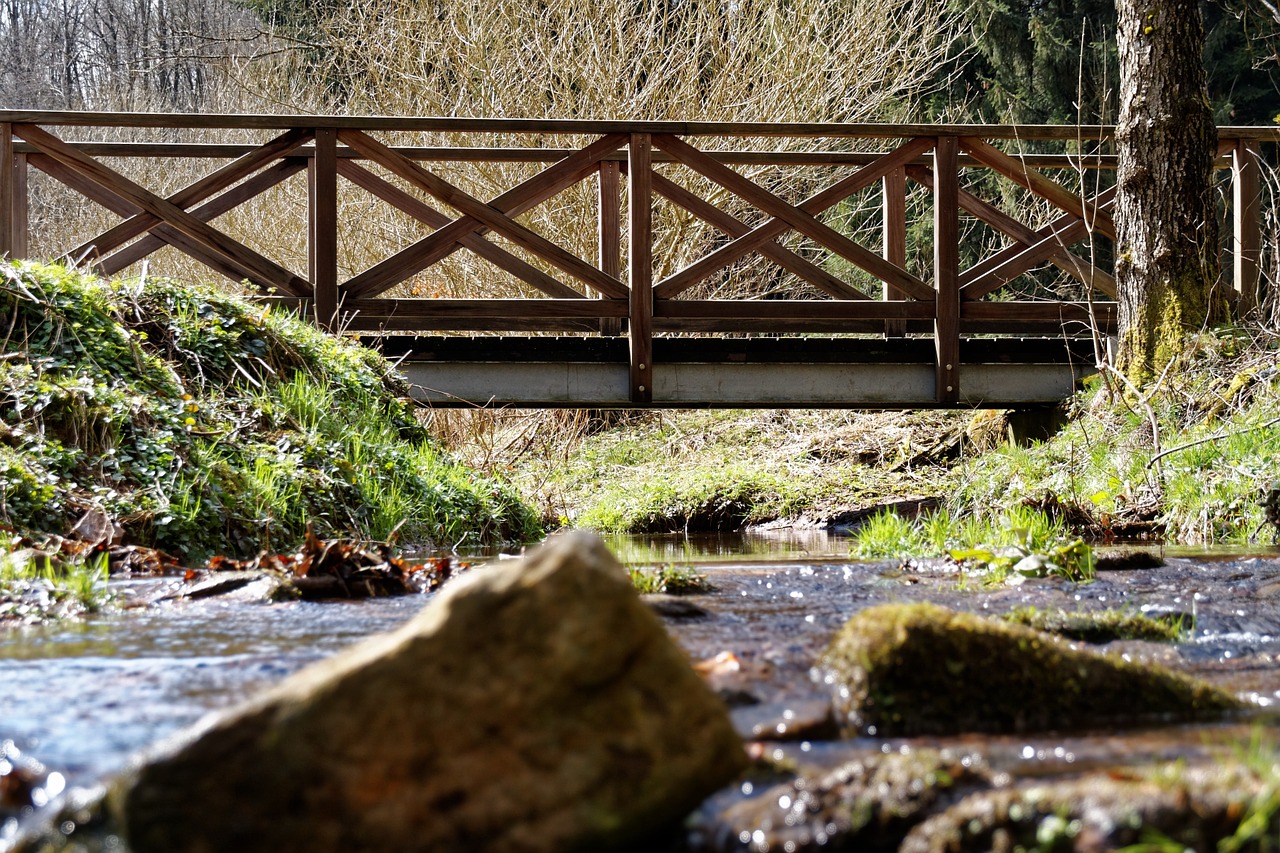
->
0, 112, 1273, 404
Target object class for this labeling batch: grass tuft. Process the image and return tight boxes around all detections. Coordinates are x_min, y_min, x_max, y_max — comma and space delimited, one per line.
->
627, 564, 714, 595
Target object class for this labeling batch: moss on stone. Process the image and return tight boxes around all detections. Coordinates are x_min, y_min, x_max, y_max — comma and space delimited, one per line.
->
1002, 606, 1190, 643
817, 603, 1244, 737
900, 764, 1272, 853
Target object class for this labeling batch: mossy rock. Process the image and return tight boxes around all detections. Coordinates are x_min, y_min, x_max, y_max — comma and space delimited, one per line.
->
817, 603, 1245, 736
702, 748, 992, 853
1002, 606, 1189, 643
899, 764, 1273, 853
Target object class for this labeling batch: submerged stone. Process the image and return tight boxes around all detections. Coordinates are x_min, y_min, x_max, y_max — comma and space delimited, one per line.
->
693, 748, 992, 853
818, 603, 1245, 736
84, 532, 744, 852
899, 764, 1274, 853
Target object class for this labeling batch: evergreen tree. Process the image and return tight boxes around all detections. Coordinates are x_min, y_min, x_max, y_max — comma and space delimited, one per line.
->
939, 0, 1279, 125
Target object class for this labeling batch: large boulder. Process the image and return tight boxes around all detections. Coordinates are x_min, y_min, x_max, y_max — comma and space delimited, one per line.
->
817, 603, 1245, 736
103, 531, 746, 852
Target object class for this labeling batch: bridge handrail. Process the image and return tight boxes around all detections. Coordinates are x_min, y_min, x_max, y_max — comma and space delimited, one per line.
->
0, 112, 1270, 404
2, 110, 1278, 141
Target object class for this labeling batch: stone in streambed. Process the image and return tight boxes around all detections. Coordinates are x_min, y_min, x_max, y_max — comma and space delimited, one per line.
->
693, 748, 992, 853
899, 763, 1274, 853
102, 531, 746, 852
817, 603, 1245, 737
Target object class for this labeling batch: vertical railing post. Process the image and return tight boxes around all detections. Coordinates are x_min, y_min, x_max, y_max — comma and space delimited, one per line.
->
0, 123, 13, 258
1232, 137, 1262, 317
933, 136, 960, 405
12, 152, 27, 259
598, 159, 623, 336
628, 133, 653, 405
882, 166, 908, 337
309, 127, 339, 330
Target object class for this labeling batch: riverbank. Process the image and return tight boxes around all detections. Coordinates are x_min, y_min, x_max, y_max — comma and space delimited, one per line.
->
0, 262, 540, 615
465, 325, 1280, 546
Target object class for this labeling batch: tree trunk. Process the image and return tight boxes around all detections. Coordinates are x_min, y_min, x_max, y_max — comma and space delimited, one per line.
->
1114, 0, 1225, 384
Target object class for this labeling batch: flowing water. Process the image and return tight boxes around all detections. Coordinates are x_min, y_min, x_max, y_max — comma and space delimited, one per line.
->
4, 530, 1280, 843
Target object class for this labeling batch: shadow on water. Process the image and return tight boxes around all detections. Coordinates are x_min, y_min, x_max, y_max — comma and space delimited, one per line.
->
5, 530, 1280, 812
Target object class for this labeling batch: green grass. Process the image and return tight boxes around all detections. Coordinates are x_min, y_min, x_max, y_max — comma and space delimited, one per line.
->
626, 564, 714, 595
0, 261, 541, 562
950, 330, 1280, 546
0, 544, 110, 621
853, 506, 1095, 584
505, 407, 960, 534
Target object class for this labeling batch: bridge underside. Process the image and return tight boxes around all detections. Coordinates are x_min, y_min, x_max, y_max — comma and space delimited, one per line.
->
370, 337, 1098, 409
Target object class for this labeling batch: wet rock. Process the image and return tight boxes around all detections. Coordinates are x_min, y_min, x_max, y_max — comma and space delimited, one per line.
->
1001, 606, 1190, 643
818, 603, 1246, 737
67, 510, 123, 549
729, 699, 838, 742
644, 593, 712, 620
899, 763, 1272, 853
167, 571, 284, 602
100, 531, 746, 853
1, 742, 64, 819
1094, 548, 1166, 572
693, 748, 992, 852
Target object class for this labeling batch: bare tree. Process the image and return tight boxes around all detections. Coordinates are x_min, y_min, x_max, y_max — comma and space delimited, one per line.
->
0, 0, 263, 110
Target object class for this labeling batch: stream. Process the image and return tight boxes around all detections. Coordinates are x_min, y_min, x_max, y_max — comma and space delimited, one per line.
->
4, 529, 1280, 846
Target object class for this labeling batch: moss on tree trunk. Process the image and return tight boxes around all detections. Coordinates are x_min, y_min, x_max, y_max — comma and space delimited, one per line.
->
1115, 0, 1226, 384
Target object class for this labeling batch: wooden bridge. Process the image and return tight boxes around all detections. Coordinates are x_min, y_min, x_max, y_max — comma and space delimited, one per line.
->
0, 113, 1271, 408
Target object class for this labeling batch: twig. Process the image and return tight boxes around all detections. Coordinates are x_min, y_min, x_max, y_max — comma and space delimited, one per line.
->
1145, 414, 1280, 470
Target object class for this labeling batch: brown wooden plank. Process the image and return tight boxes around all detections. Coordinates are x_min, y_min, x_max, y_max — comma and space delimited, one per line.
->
882, 166, 908, 335
961, 300, 1116, 323
12, 152, 27, 258
8, 140, 1125, 172
101, 159, 307, 273
653, 134, 932, 302
16, 123, 309, 295
911, 165, 1116, 297
32, 151, 295, 286
0, 110, 1143, 142
652, 318, 927, 334
655, 299, 931, 319
311, 128, 339, 329
29, 152, 141, 217
960, 137, 1116, 238
598, 161, 624, 334
934, 136, 960, 404
959, 208, 1113, 298
0, 124, 12, 257
340, 130, 628, 298
69, 127, 312, 261
650, 171, 868, 300
336, 160, 585, 300
653, 136, 935, 299
1233, 139, 1262, 315
629, 133, 654, 403
344, 298, 628, 318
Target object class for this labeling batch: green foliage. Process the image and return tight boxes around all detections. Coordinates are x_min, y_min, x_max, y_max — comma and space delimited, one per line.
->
952, 330, 1280, 545
948, 507, 1095, 584
0, 544, 109, 621
938, 0, 1279, 125
0, 262, 540, 561
852, 506, 1094, 584
626, 564, 713, 595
